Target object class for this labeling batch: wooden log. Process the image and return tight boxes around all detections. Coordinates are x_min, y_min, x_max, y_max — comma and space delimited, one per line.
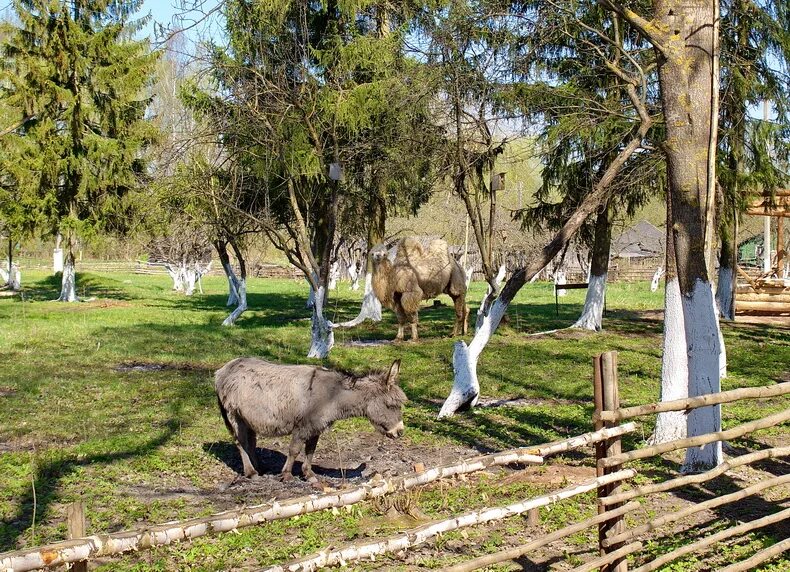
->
601, 473, 790, 548
444, 501, 641, 572
259, 470, 637, 572
736, 293, 790, 303
736, 265, 758, 289
0, 425, 637, 572
716, 536, 790, 572
600, 409, 790, 468
566, 542, 643, 572
630, 506, 790, 572
601, 446, 790, 506
595, 382, 790, 423
735, 300, 790, 313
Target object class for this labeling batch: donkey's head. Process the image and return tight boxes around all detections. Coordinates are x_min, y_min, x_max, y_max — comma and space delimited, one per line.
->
362, 360, 407, 439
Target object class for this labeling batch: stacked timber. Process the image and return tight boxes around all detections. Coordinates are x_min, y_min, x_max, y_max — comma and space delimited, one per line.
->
736, 279, 790, 315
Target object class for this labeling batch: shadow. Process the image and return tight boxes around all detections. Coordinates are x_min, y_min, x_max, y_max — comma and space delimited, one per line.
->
202, 442, 366, 480
0, 420, 181, 551
18, 272, 135, 303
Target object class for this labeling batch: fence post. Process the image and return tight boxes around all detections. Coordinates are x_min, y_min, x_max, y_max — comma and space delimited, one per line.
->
66, 501, 88, 572
594, 351, 628, 572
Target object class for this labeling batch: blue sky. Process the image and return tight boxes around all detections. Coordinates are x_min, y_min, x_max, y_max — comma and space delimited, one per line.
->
141, 0, 221, 43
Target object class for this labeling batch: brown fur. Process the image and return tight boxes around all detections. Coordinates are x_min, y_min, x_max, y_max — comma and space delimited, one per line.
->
372, 237, 468, 341
215, 358, 406, 481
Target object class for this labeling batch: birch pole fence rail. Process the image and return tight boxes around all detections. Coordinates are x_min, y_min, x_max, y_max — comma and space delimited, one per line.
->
590, 350, 790, 572
0, 424, 638, 572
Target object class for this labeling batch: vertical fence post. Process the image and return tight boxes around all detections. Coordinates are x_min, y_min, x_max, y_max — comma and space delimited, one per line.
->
594, 351, 628, 572
67, 501, 88, 572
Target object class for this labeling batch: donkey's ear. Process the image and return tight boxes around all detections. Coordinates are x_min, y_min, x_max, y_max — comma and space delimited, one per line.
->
386, 359, 401, 386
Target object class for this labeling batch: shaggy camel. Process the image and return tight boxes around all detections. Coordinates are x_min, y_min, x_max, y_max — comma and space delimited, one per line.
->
372, 237, 468, 341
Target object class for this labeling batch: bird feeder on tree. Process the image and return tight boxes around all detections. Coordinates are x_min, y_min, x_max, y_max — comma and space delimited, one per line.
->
328, 162, 343, 181
490, 171, 506, 191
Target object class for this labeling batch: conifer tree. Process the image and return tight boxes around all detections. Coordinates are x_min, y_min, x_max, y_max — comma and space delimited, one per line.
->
1, 0, 158, 301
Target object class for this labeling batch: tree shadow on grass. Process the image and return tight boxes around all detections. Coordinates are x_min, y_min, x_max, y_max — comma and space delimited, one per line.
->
0, 420, 181, 552
17, 273, 134, 303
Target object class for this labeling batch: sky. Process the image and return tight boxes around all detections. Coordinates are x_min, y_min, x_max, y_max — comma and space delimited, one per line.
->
141, 0, 222, 45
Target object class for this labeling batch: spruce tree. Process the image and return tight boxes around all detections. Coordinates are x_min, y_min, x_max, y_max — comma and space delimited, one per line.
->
1, 0, 158, 300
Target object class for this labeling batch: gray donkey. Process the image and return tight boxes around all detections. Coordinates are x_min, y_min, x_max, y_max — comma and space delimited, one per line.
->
215, 358, 406, 481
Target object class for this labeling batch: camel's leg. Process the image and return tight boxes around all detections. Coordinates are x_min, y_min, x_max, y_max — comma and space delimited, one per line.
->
301, 435, 320, 482
281, 435, 305, 481
451, 293, 468, 336
401, 291, 422, 342
393, 295, 408, 341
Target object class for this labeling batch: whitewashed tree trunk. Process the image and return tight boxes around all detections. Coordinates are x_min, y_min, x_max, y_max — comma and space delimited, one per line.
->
440, 298, 508, 417
465, 266, 474, 290
166, 264, 185, 292
652, 277, 688, 444
305, 282, 316, 309
307, 286, 334, 358
475, 264, 506, 332
57, 254, 78, 302
53, 233, 64, 274
335, 272, 382, 328
651, 267, 664, 292
10, 264, 21, 291
555, 271, 567, 296
223, 262, 239, 307
716, 266, 734, 320
682, 279, 723, 471
348, 261, 360, 291
184, 264, 197, 296
572, 273, 607, 331
222, 278, 247, 326
328, 261, 340, 290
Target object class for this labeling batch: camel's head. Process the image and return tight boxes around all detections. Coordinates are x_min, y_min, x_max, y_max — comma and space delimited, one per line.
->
370, 244, 391, 269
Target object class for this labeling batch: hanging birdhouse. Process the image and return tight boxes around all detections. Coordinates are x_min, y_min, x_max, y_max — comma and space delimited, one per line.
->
328, 162, 343, 181
490, 171, 506, 191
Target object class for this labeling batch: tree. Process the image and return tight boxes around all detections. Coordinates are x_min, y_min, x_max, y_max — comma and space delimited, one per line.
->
715, 0, 790, 319
1, 0, 158, 301
193, 0, 432, 357
602, 0, 723, 469
439, 0, 655, 416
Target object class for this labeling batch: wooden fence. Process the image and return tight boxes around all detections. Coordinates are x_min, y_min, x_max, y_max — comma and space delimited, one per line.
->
1, 353, 787, 571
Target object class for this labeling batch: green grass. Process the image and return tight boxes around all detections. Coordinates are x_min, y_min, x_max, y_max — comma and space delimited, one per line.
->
0, 270, 787, 570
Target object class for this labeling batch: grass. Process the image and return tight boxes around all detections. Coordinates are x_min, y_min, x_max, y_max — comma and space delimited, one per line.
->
0, 269, 788, 571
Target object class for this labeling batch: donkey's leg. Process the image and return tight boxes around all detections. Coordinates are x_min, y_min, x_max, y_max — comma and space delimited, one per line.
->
301, 435, 320, 482
281, 435, 305, 482
234, 419, 259, 478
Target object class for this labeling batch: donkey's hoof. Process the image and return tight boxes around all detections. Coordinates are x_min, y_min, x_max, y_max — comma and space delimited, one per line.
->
279, 472, 294, 482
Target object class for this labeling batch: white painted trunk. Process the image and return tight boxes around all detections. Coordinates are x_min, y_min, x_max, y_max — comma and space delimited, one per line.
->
465, 266, 474, 290
0, 266, 6, 283
335, 272, 382, 328
184, 264, 197, 296
715, 266, 734, 321
223, 262, 239, 306
475, 264, 506, 332
10, 265, 20, 291
650, 267, 664, 292
682, 279, 723, 471
57, 257, 78, 302
652, 277, 688, 444
328, 261, 340, 290
307, 286, 334, 358
440, 298, 508, 418
222, 279, 247, 326
572, 273, 607, 331
166, 265, 185, 292
348, 262, 360, 291
53, 248, 64, 274
555, 271, 567, 296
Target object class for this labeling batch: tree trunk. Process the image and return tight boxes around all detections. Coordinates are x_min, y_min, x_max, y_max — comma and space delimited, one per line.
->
222, 241, 248, 326
53, 233, 64, 274
573, 203, 612, 331
475, 264, 506, 332
716, 215, 736, 320
656, 0, 722, 469
216, 243, 239, 307
57, 248, 78, 302
335, 271, 382, 328
184, 263, 197, 296
328, 260, 340, 290
308, 285, 334, 358
653, 215, 689, 443
440, 100, 652, 416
